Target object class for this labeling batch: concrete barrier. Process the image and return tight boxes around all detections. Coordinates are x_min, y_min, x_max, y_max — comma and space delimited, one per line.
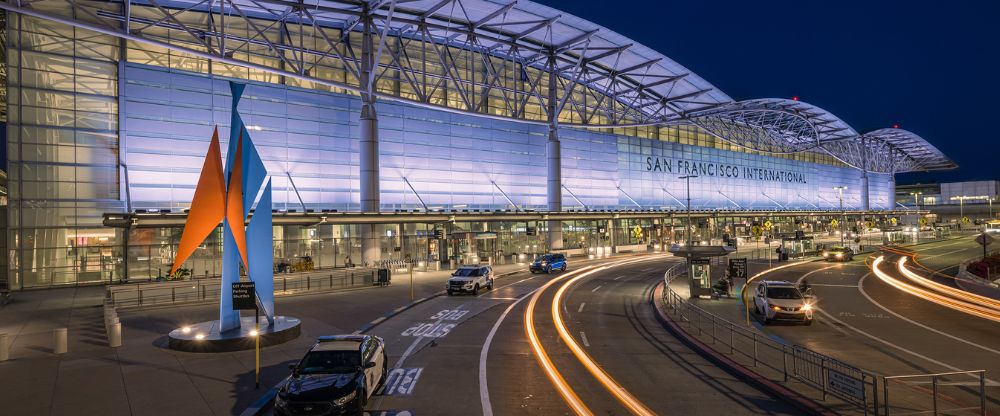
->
53, 328, 67, 354
109, 323, 122, 348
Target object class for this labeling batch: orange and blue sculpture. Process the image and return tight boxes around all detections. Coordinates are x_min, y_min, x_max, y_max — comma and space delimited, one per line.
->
170, 82, 273, 332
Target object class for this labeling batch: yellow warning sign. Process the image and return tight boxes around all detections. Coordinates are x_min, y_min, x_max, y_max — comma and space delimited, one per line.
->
830, 219, 839, 228
763, 220, 773, 229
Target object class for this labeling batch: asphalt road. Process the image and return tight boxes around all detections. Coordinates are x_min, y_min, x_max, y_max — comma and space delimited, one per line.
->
746, 236, 1000, 414
348, 255, 797, 415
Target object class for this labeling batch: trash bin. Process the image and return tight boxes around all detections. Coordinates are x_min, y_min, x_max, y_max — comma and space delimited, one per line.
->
377, 268, 391, 286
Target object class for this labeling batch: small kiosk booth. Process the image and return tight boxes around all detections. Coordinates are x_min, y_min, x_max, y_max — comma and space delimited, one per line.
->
668, 245, 737, 299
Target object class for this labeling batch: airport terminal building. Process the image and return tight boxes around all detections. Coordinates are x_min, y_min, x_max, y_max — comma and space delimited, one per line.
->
0, 0, 956, 288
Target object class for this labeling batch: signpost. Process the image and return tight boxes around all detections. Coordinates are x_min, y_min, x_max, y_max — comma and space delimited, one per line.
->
976, 232, 995, 261
728, 258, 748, 281
826, 368, 866, 403
232, 282, 260, 389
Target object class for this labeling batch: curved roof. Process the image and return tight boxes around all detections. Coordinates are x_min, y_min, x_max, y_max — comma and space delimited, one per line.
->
0, 0, 956, 173
690, 98, 858, 154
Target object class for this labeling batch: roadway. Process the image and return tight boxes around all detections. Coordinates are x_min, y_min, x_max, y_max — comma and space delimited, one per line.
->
745, 236, 1000, 414
324, 255, 800, 415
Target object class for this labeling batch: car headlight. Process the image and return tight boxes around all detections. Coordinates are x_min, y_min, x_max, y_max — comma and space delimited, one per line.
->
333, 390, 357, 406
772, 305, 781, 311
835, 253, 843, 258
802, 303, 812, 311
822, 251, 828, 257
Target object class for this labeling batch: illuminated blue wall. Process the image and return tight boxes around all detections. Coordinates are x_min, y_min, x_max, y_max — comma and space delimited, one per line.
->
123, 63, 891, 212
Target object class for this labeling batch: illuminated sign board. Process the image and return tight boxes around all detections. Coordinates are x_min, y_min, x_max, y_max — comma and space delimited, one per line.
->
645, 157, 808, 184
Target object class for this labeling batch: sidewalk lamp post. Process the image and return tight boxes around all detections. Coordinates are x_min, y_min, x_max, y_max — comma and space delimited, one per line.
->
834, 186, 847, 246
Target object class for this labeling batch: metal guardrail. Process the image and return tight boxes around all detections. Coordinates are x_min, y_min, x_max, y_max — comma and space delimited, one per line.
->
662, 265, 878, 414
662, 266, 988, 416
108, 268, 378, 309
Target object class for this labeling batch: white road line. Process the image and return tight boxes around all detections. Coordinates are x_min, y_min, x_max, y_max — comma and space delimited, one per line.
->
815, 309, 1000, 385
479, 289, 539, 416
480, 297, 519, 301
578, 303, 586, 313
397, 305, 464, 368
591, 285, 603, 293
857, 273, 1000, 358
580, 331, 590, 347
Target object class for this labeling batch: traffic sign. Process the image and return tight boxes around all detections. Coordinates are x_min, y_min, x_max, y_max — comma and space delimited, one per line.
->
963, 216, 971, 224
890, 217, 898, 226
750, 226, 763, 238
830, 219, 839, 227
728, 258, 748, 280
865, 221, 875, 230
919, 218, 928, 226
763, 220, 773, 229
232, 282, 257, 310
632, 225, 643, 239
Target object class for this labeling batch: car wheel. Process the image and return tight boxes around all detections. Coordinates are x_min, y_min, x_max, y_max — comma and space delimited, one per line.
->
446, 290, 453, 296
380, 358, 388, 388
560, 265, 566, 272
546, 267, 552, 274
488, 279, 494, 290
763, 317, 771, 325
472, 284, 479, 295
804, 319, 813, 326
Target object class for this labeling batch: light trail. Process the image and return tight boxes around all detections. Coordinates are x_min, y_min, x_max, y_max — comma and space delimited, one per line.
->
870, 256, 1000, 323
896, 257, 1000, 312
524, 266, 595, 416
551, 258, 659, 416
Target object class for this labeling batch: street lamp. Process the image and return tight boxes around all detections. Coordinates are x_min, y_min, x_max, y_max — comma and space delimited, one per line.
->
834, 186, 848, 246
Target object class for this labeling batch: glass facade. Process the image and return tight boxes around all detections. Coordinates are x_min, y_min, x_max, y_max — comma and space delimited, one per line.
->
6, 15, 123, 288
4, 16, 894, 288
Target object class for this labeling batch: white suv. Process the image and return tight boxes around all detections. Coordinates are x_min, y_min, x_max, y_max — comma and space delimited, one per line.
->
752, 280, 814, 325
446, 265, 494, 295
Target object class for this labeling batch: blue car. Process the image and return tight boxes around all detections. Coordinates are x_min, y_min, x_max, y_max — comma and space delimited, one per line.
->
530, 254, 568, 274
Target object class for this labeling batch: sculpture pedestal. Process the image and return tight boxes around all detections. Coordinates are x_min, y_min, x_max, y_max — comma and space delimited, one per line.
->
167, 316, 301, 353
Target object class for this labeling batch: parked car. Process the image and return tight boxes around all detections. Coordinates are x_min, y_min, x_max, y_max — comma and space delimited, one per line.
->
275, 335, 387, 416
530, 254, 568, 274
821, 246, 854, 262
752, 280, 814, 325
446, 265, 494, 295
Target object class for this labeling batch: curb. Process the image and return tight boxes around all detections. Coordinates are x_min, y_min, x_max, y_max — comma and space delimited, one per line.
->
241, 268, 526, 416
650, 283, 836, 416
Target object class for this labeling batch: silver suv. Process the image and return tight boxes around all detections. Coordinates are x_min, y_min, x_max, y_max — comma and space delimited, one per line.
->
752, 280, 814, 325
446, 265, 494, 296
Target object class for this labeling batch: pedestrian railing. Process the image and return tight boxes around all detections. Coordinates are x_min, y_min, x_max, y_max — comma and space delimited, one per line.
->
882, 371, 986, 416
108, 268, 378, 309
661, 267, 987, 416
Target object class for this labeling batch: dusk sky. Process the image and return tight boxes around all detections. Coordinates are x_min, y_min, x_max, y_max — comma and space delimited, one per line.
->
540, 0, 998, 184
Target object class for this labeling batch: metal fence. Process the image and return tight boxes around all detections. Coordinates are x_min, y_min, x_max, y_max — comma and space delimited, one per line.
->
108, 268, 378, 309
882, 371, 986, 416
661, 266, 988, 416
662, 266, 879, 414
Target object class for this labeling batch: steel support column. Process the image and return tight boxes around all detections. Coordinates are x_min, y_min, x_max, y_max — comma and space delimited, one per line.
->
860, 137, 870, 210
545, 56, 563, 250
359, 10, 381, 265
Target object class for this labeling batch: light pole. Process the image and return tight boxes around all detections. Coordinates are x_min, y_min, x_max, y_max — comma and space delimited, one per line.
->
834, 186, 847, 246
679, 175, 698, 248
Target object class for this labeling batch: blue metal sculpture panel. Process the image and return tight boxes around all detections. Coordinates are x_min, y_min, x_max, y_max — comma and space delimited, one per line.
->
247, 179, 274, 324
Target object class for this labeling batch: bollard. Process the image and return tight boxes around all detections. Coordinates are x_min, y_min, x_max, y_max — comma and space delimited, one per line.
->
53, 328, 68, 354
109, 323, 122, 348
0, 333, 8, 361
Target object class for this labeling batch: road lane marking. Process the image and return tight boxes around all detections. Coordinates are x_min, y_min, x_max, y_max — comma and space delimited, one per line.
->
857, 273, 1000, 358
383, 368, 424, 396
396, 305, 465, 368
479, 288, 541, 416
580, 331, 590, 347
815, 307, 1000, 385
551, 256, 666, 416
591, 285, 602, 293
578, 303, 586, 313
523, 266, 597, 416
